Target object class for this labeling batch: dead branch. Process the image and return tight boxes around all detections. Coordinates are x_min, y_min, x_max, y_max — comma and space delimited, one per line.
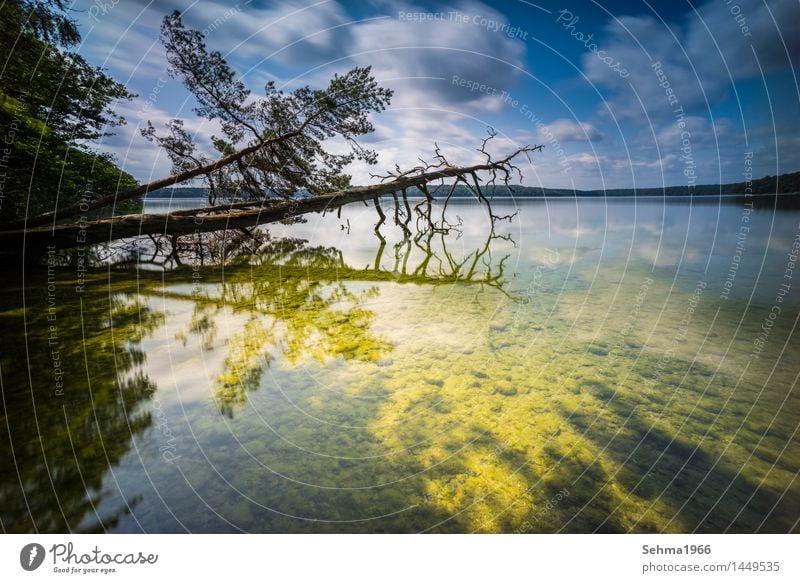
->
3, 142, 539, 252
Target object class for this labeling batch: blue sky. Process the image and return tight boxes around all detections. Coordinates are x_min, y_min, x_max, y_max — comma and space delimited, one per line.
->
71, 0, 799, 190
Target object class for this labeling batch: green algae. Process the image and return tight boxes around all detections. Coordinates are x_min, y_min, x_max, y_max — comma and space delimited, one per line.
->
1, 199, 799, 533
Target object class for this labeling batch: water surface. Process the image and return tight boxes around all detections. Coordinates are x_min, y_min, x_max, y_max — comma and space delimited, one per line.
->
2, 196, 798, 533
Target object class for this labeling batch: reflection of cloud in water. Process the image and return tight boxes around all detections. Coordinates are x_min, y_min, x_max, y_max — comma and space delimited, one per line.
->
4, 197, 799, 533
526, 247, 580, 266
137, 297, 250, 406
552, 224, 603, 240
634, 242, 704, 268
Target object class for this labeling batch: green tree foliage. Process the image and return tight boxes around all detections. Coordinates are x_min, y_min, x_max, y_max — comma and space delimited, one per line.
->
0, 0, 137, 222
142, 11, 393, 204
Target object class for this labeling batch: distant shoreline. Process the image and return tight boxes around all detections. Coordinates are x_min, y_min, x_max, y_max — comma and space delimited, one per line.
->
143, 192, 800, 202
141, 170, 800, 201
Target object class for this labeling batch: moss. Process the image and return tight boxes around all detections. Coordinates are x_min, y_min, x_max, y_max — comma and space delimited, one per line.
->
494, 384, 518, 397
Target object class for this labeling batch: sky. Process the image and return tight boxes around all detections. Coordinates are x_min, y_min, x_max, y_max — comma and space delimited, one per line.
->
69, 0, 800, 191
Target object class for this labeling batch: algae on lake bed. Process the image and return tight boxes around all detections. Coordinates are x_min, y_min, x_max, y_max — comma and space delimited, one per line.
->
1, 198, 798, 532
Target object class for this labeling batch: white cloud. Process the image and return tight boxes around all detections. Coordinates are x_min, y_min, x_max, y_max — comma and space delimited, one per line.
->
71, 0, 797, 190
97, 98, 225, 185
584, 0, 799, 121
73, 0, 532, 186
539, 119, 604, 143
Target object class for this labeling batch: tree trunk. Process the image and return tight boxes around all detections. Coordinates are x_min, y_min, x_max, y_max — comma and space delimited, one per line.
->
0, 160, 515, 252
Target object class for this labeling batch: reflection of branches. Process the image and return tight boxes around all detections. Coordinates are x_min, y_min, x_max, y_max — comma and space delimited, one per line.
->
99, 207, 516, 299
107, 198, 517, 300
51, 132, 536, 272
125, 221, 518, 416
207, 278, 391, 416
132, 239, 392, 416
101, 228, 272, 270
366, 202, 515, 297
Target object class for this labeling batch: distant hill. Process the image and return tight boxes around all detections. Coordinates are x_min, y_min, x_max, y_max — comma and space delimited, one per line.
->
525, 170, 800, 197
141, 171, 800, 200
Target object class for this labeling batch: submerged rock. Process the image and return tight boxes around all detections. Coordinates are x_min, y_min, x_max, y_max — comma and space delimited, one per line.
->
494, 384, 518, 397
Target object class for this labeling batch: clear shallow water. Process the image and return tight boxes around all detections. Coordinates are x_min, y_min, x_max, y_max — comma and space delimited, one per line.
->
1, 197, 799, 533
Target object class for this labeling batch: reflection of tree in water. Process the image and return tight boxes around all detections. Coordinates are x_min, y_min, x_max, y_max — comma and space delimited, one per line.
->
212, 280, 387, 417
143, 238, 391, 416
1, 206, 520, 532
150, 227, 513, 417
102, 189, 515, 419
0, 283, 163, 532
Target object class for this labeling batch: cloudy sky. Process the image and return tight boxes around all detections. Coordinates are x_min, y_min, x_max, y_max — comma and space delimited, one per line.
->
71, 0, 799, 190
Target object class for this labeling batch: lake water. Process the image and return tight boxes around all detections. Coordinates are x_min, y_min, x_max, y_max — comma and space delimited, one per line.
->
1, 196, 798, 533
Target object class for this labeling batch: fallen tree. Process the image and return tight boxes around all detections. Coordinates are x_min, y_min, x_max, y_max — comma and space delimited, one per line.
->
0, 10, 541, 257
0, 145, 539, 250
